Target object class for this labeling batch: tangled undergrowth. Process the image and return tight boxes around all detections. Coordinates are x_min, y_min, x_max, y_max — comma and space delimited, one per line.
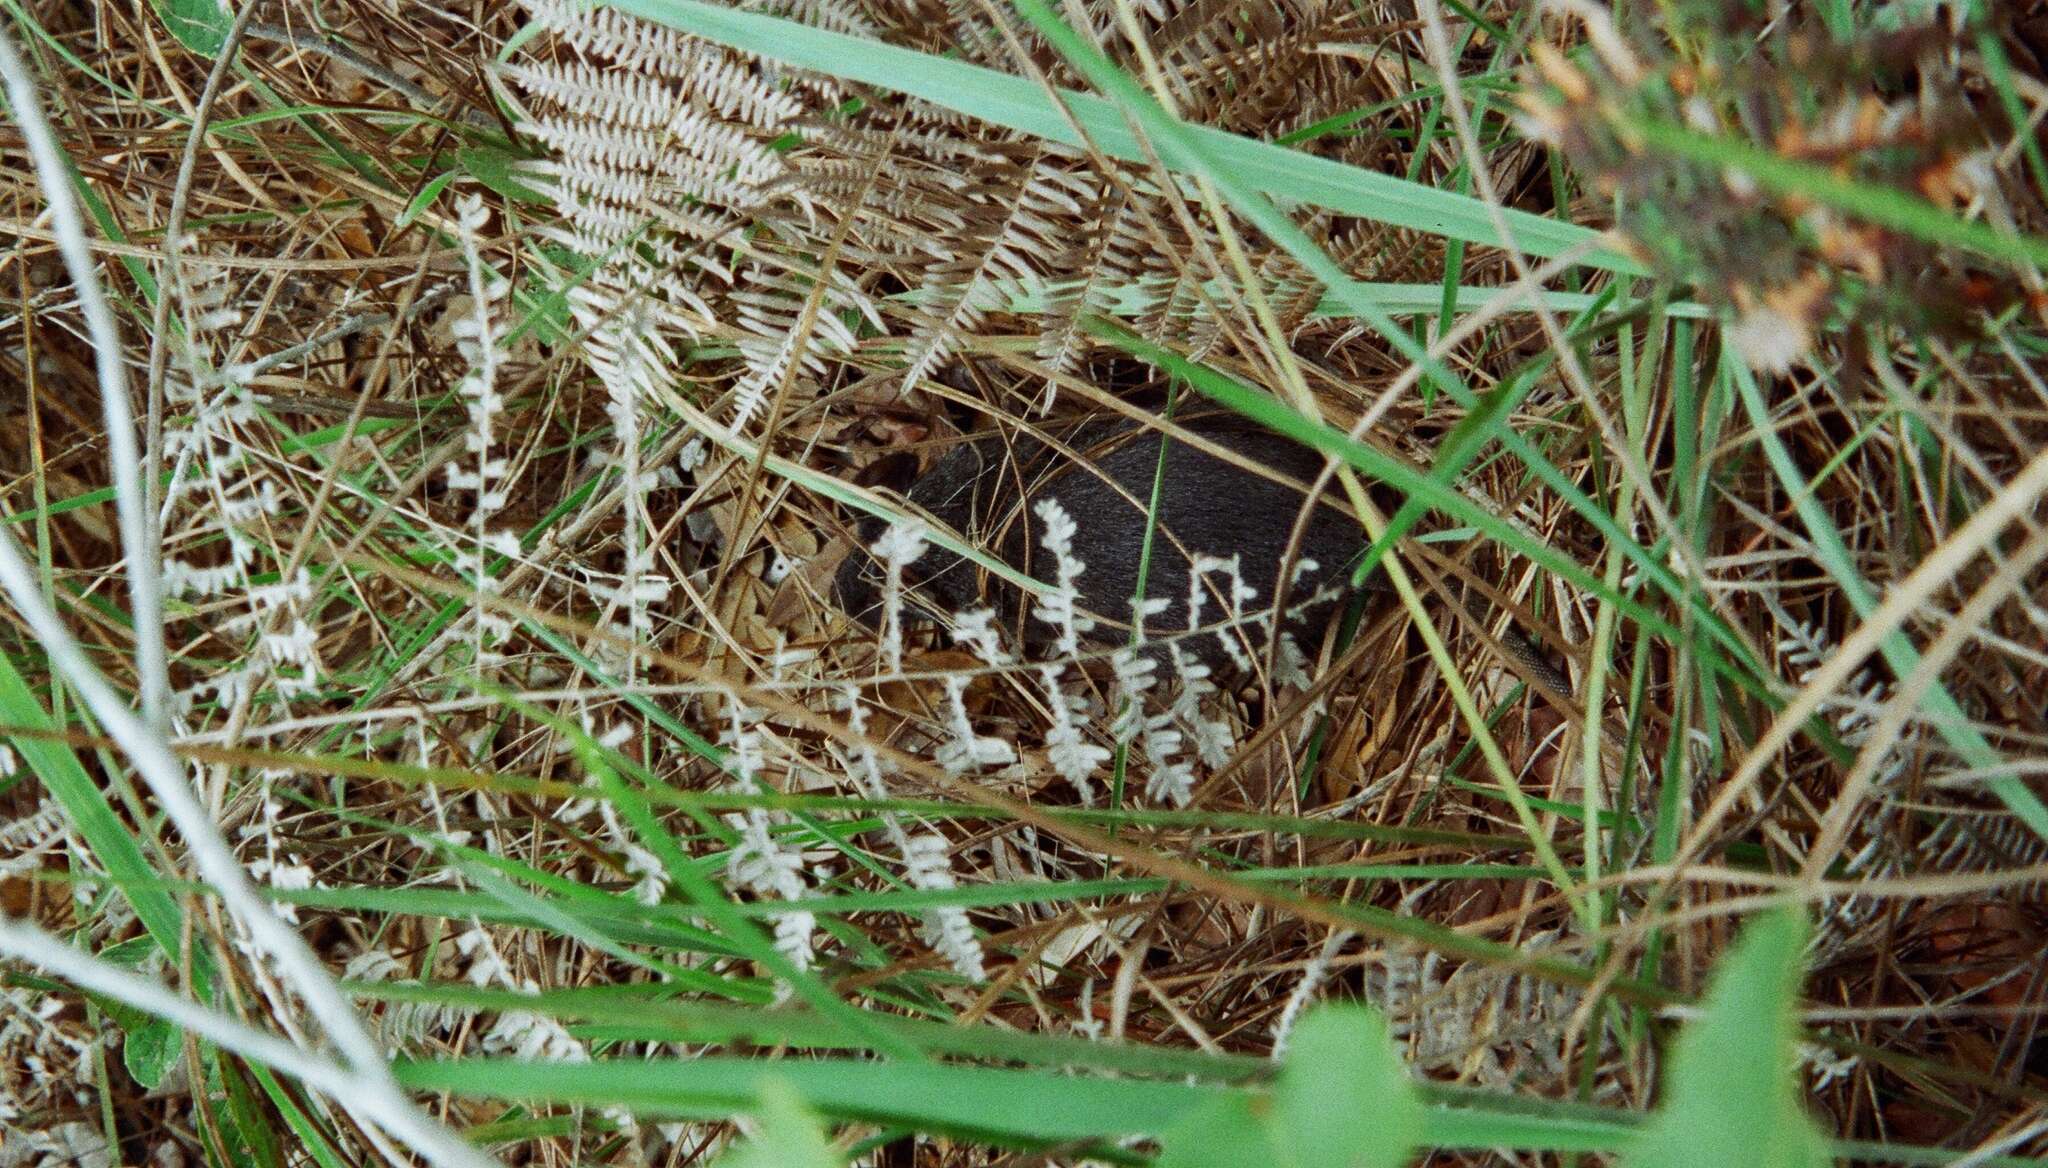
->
1, 0, 2046, 1164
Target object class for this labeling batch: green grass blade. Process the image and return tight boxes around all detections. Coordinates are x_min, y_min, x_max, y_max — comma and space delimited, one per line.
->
0, 652, 192, 973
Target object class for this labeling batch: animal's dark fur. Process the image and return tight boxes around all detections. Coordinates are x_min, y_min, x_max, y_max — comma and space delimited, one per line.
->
833, 412, 1379, 671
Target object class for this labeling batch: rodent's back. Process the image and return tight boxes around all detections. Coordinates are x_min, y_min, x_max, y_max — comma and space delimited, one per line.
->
834, 413, 1369, 670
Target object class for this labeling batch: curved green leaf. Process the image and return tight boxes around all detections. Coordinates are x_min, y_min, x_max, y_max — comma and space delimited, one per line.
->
1626, 909, 1829, 1168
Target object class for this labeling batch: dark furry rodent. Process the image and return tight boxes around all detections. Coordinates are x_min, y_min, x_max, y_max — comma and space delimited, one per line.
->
833, 412, 1377, 671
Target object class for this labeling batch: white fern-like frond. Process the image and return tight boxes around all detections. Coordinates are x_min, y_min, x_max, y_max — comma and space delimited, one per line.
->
896, 144, 1095, 389
724, 249, 878, 431
510, 60, 790, 207
507, 0, 817, 424
521, 0, 802, 122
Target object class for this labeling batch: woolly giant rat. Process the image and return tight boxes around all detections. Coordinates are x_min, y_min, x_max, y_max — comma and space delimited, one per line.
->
832, 412, 1381, 672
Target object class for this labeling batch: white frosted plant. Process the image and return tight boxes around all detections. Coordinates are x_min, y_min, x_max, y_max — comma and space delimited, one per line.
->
213, 569, 324, 703
718, 693, 818, 975
1270, 558, 1346, 676
551, 709, 618, 824
1274, 557, 1340, 627
724, 808, 808, 905
345, 949, 472, 1049
950, 606, 1012, 668
1072, 978, 1105, 1041
480, 1007, 591, 1064
840, 686, 893, 805
505, 0, 875, 451
1129, 592, 1169, 643
1109, 645, 1159, 746
455, 930, 542, 1013
1030, 497, 1093, 656
595, 545, 673, 674
936, 675, 1016, 775
1166, 643, 1232, 768
154, 252, 328, 725
1169, 567, 1235, 767
237, 766, 318, 923
726, 810, 815, 975
1188, 553, 1258, 672
1140, 716, 1196, 807
1103, 637, 1193, 806
1274, 631, 1316, 691
1039, 664, 1107, 803
444, 193, 521, 668
159, 253, 259, 537
1019, 495, 1112, 798
725, 257, 871, 434
1287, 555, 1327, 594
583, 720, 671, 907
1115, 591, 1195, 800
507, 1, 797, 251
452, 928, 591, 1064
841, 690, 988, 980
0, 801, 64, 881
871, 518, 929, 674
901, 833, 985, 981
1097, 589, 1196, 805
583, 300, 675, 681
446, 196, 510, 512
0, 985, 99, 1120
